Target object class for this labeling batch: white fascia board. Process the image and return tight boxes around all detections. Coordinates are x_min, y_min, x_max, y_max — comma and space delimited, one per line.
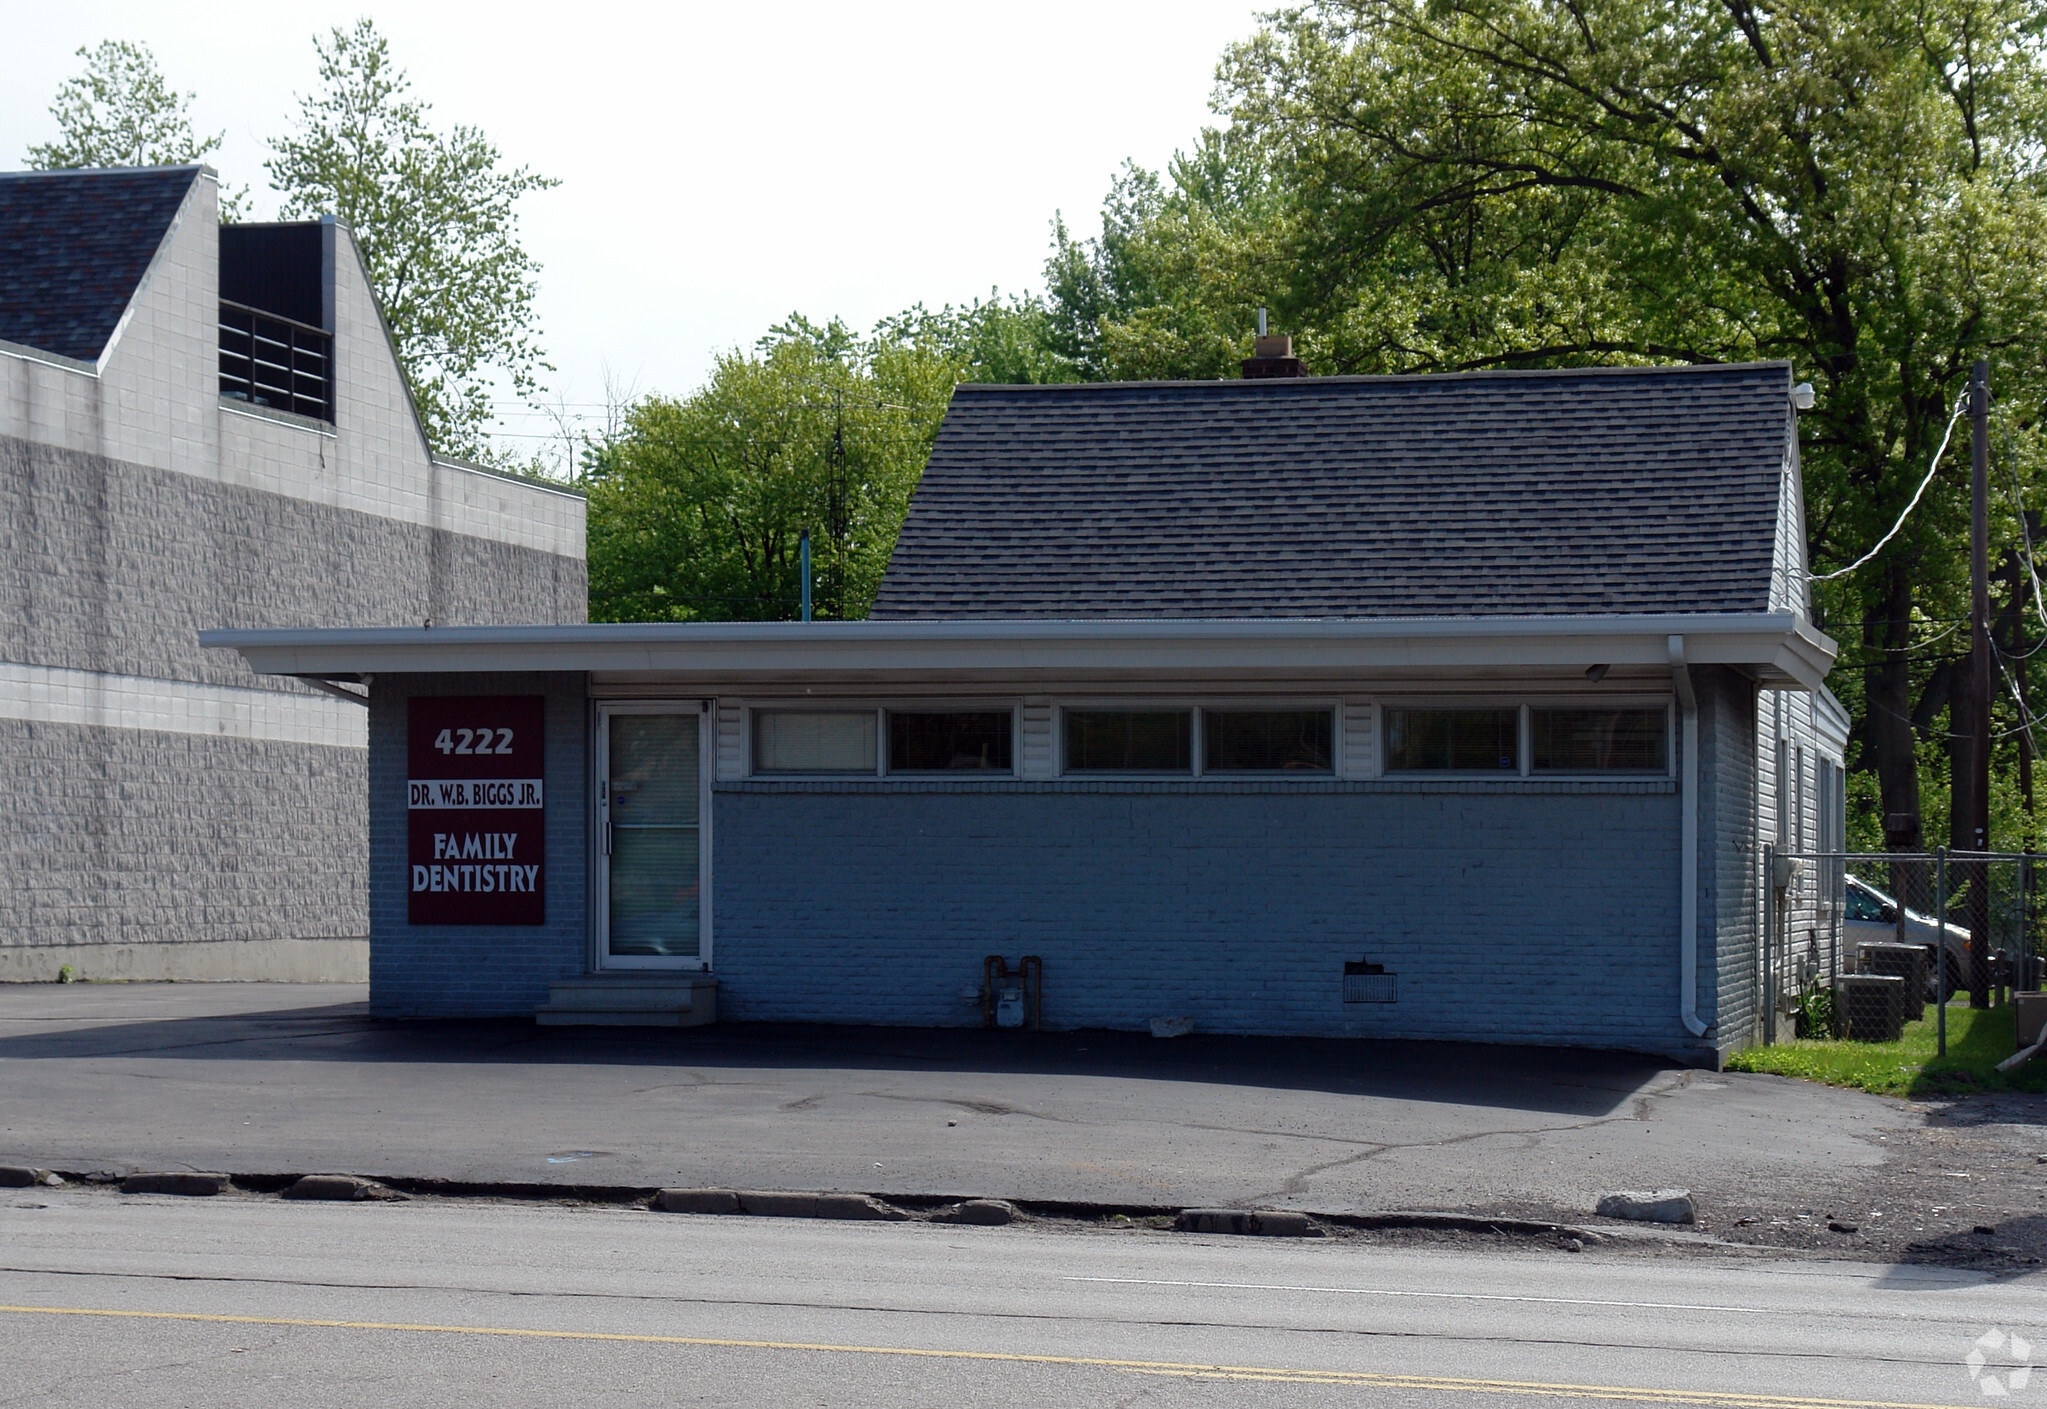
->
203, 613, 1838, 689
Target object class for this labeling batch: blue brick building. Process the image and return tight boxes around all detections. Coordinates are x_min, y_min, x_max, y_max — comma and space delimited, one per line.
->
210, 359, 1844, 1067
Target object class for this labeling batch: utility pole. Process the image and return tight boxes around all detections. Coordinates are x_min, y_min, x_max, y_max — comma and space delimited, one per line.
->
1967, 359, 1993, 1008
799, 529, 812, 623
2011, 551, 2034, 833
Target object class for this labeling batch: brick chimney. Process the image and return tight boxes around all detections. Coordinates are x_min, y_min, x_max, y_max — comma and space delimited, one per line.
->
1241, 312, 1305, 378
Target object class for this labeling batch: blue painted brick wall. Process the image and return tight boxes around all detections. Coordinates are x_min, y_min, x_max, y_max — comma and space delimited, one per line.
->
367, 672, 587, 1016
356, 676, 1743, 1062
710, 782, 1694, 1055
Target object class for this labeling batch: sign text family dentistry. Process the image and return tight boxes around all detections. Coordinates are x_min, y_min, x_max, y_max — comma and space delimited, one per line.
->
406, 695, 545, 924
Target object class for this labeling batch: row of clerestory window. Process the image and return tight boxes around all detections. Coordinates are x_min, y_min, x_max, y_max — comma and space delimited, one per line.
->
750, 705, 1668, 777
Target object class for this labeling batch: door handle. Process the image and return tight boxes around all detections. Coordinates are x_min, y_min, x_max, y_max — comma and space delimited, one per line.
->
604, 821, 612, 856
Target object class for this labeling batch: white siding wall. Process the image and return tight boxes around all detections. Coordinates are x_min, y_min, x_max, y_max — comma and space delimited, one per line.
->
1753, 415, 1851, 1029
1770, 439, 1813, 617
1758, 687, 1850, 1026
1020, 696, 1056, 778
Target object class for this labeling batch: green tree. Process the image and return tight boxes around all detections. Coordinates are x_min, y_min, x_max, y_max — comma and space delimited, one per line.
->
587, 322, 960, 623
267, 19, 559, 459
1044, 132, 1297, 380
875, 291, 1083, 385
27, 40, 219, 169
25, 40, 246, 215
1056, 0, 2047, 851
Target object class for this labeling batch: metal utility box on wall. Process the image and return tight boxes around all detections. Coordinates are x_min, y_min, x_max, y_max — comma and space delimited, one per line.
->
1343, 959, 1396, 1004
982, 955, 1042, 1030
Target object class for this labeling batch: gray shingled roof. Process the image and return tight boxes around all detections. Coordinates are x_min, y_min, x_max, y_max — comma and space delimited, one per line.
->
871, 362, 1795, 620
0, 166, 198, 362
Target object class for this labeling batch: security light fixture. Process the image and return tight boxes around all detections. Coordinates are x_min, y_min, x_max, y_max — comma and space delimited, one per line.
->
1791, 382, 1816, 411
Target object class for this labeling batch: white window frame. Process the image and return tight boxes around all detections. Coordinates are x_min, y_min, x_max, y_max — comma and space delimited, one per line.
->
750, 706, 882, 777
883, 701, 1025, 778
728, 695, 1677, 784
1377, 700, 1530, 778
1527, 700, 1677, 778
594, 701, 712, 973
1195, 700, 1345, 778
1379, 698, 1676, 779
1055, 698, 1344, 778
741, 700, 1023, 781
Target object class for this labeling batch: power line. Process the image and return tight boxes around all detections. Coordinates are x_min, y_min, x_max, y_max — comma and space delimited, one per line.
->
1807, 389, 1971, 582
2005, 413, 2047, 637
1825, 618, 1968, 667
1993, 643, 2044, 748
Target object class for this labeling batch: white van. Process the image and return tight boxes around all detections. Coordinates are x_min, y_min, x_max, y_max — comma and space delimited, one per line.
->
1842, 875, 1975, 995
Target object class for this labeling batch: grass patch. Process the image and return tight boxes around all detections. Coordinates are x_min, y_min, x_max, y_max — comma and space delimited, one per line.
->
1726, 1002, 2047, 1097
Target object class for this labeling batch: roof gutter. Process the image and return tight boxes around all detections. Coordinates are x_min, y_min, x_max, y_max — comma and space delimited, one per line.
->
1670, 635, 1710, 1043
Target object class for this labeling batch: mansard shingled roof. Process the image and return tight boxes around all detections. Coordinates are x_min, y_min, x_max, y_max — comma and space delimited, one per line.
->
0, 165, 198, 362
870, 362, 1795, 620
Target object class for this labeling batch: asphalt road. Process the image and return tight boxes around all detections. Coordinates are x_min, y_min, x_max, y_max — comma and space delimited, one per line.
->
0, 1185, 2039, 1407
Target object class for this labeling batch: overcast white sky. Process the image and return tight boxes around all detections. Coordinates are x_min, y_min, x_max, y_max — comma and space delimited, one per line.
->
3, 1, 1271, 462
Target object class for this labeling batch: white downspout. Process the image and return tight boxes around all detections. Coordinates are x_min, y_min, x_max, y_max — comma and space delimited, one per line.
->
1670, 635, 1708, 1039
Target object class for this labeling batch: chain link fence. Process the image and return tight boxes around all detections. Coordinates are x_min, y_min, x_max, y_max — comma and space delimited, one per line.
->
1760, 848, 2040, 1052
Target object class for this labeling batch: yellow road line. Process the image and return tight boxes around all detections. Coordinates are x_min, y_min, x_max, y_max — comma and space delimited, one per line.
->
0, 1304, 1970, 1409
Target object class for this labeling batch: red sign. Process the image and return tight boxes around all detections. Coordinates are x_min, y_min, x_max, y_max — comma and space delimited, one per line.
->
407, 696, 545, 925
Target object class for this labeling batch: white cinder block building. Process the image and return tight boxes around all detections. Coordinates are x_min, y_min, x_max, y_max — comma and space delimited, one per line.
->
0, 164, 586, 981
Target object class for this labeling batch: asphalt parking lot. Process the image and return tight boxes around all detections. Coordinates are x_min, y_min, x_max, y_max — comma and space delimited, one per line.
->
1, 982, 2041, 1263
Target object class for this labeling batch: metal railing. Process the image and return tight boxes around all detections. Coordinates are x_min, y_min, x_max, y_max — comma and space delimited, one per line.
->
1761, 846, 2040, 1055
218, 299, 332, 423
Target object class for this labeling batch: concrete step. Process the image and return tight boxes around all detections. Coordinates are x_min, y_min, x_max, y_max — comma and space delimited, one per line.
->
535, 973, 717, 1027
544, 987, 712, 1007
535, 1008, 694, 1027
549, 972, 715, 987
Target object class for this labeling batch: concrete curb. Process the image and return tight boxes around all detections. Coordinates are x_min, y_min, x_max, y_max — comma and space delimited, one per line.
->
1177, 1208, 1320, 1237
652, 1189, 909, 1220
929, 1199, 1019, 1226
0, 1166, 59, 1188
42, 1168, 1634, 1248
1318, 1211, 1602, 1239
653, 1188, 739, 1215
1595, 1189, 1697, 1225
282, 1174, 405, 1202
121, 1173, 228, 1197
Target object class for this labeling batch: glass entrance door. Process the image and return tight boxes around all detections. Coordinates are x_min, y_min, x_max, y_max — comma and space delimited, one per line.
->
598, 705, 708, 968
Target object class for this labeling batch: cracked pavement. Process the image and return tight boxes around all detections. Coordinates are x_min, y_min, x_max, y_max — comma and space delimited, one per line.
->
2, 982, 2044, 1266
